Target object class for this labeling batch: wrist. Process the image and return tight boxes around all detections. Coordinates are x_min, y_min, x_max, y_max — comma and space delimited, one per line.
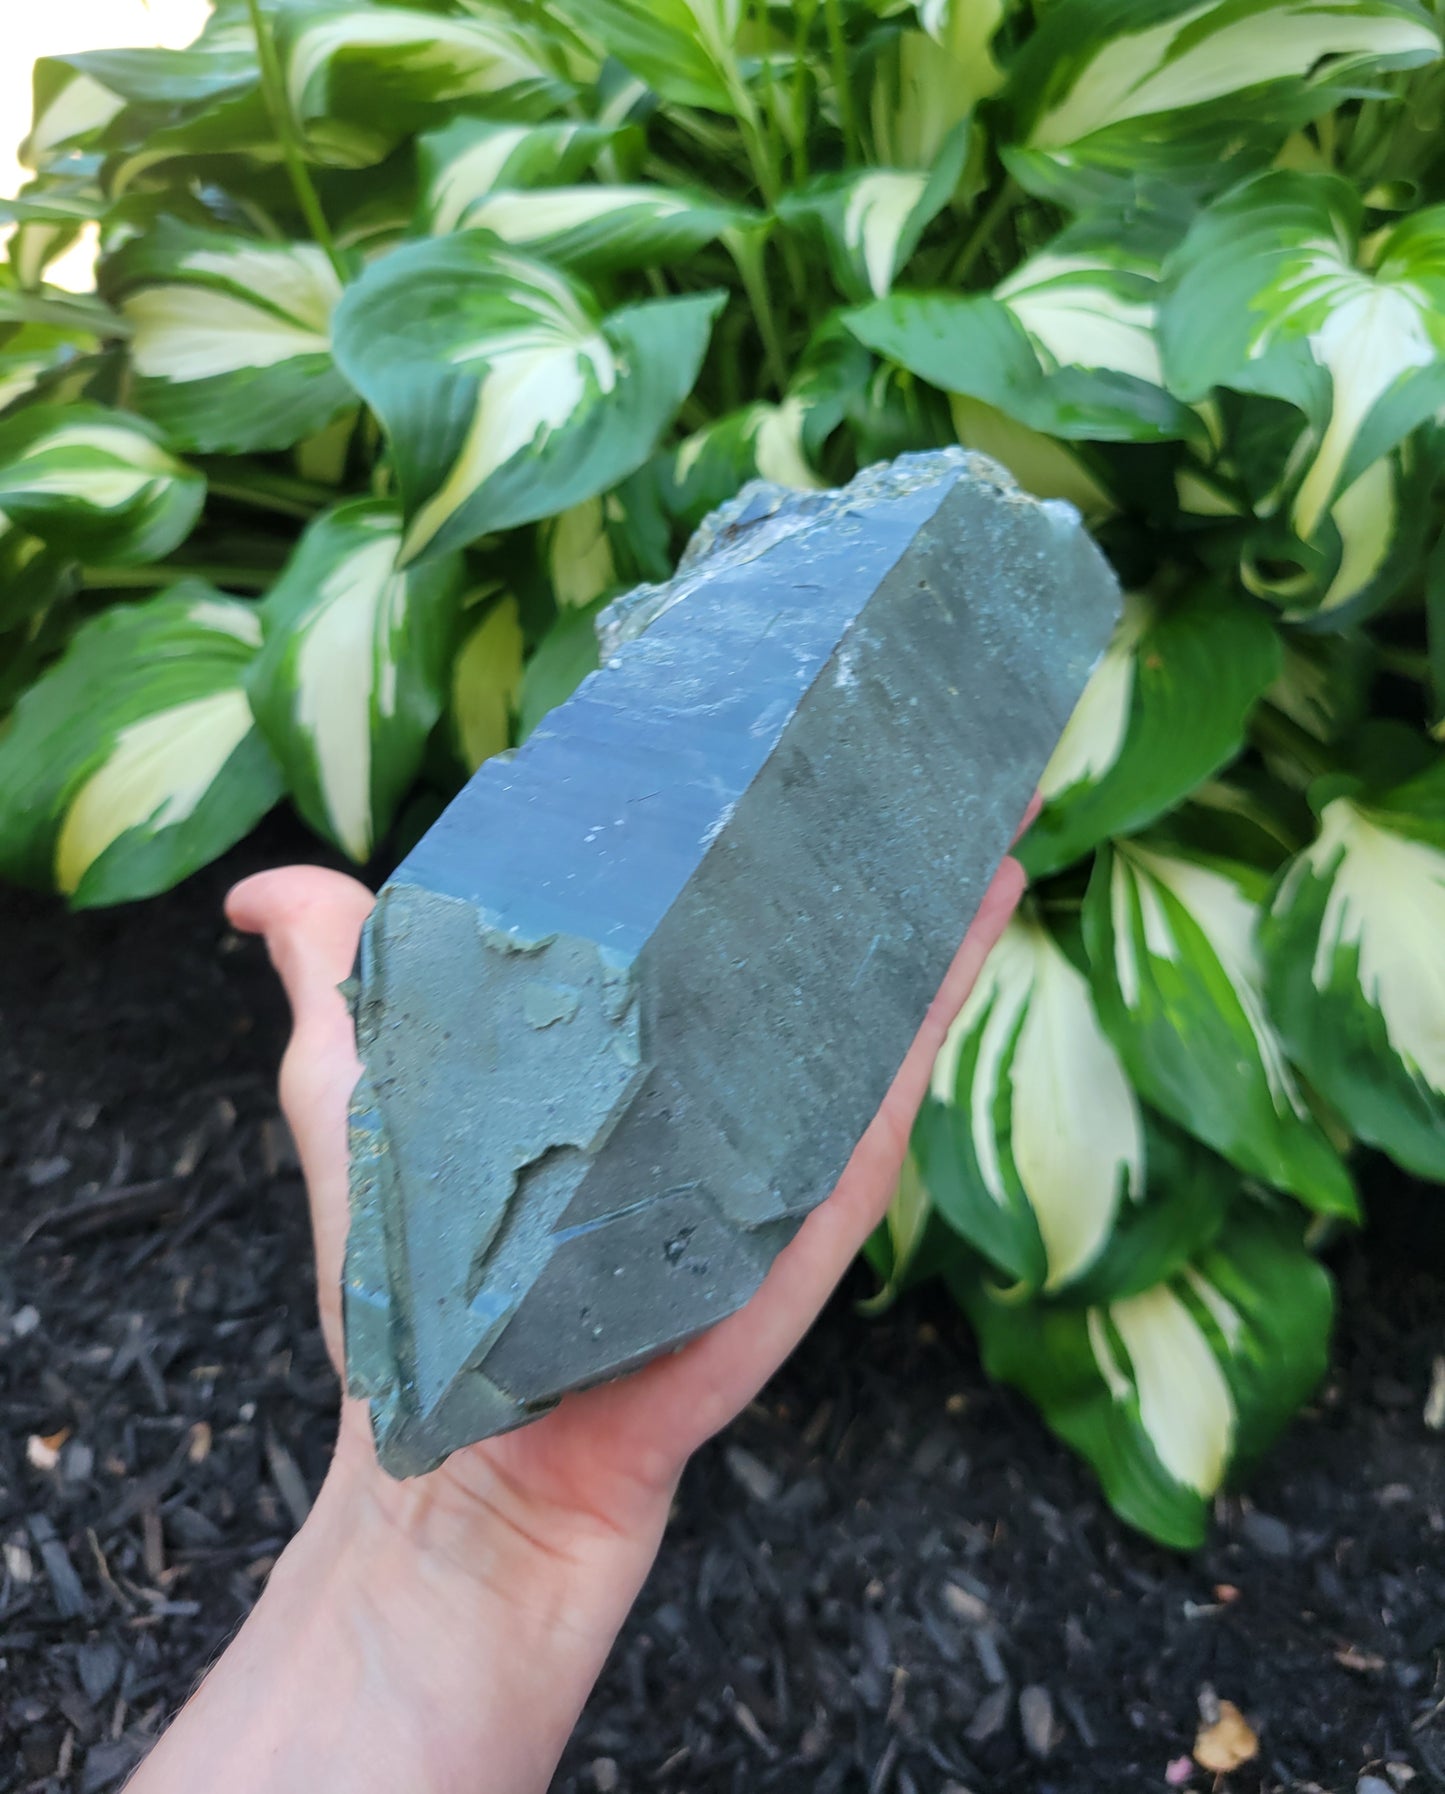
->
134, 1404, 665, 1794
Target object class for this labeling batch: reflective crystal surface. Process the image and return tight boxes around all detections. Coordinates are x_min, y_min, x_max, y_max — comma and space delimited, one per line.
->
344, 450, 1121, 1475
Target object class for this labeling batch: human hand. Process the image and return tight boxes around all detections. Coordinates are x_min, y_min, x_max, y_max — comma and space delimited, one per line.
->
133, 845, 1027, 1794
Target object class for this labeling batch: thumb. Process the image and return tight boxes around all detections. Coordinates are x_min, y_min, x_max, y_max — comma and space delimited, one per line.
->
227, 866, 375, 1023
227, 867, 375, 1372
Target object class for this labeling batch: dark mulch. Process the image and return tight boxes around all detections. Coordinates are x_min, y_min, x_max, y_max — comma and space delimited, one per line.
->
2, 821, 1442, 1794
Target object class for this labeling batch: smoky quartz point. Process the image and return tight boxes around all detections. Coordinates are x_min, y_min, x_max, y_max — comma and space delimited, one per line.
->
344, 449, 1121, 1475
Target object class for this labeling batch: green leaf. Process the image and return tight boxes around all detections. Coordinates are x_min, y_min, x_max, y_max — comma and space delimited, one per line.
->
574, 0, 748, 113
247, 499, 468, 860
778, 126, 969, 302
1161, 171, 1445, 613
451, 594, 524, 773
518, 598, 604, 741
1084, 840, 1357, 1216
417, 117, 618, 233
922, 914, 1145, 1294
954, 1205, 1334, 1548
1264, 770, 1445, 1180
107, 223, 353, 456
847, 222, 1196, 444
0, 403, 204, 567
1021, 588, 1283, 878
1004, 0, 1441, 206
332, 234, 723, 564
0, 583, 281, 905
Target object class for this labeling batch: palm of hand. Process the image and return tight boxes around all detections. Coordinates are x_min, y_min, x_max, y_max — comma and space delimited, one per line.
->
227, 859, 1022, 1563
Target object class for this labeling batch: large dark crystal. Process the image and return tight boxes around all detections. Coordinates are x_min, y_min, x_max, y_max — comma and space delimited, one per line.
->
345, 449, 1120, 1475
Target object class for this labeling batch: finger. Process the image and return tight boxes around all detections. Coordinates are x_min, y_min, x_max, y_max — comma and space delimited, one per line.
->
227, 868, 374, 1370
580, 852, 1027, 1468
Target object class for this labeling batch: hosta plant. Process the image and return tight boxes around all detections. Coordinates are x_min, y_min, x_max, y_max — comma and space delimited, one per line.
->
3, 0, 1444, 1548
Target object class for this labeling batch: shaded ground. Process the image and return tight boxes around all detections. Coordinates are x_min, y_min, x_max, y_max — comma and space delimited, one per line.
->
1, 823, 1442, 1793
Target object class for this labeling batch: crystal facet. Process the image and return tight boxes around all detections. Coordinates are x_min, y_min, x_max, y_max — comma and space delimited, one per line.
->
344, 450, 1121, 1475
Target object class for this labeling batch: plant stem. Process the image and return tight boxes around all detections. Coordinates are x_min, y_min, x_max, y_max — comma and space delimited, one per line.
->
1247, 702, 1336, 782
244, 0, 347, 281
730, 231, 789, 394
1376, 645, 1431, 681
823, 0, 861, 164
789, 0, 818, 184
947, 177, 1018, 288
202, 464, 334, 518
82, 564, 272, 592
753, 0, 787, 199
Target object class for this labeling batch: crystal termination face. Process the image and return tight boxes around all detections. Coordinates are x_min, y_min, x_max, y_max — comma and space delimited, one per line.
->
344, 449, 1122, 1476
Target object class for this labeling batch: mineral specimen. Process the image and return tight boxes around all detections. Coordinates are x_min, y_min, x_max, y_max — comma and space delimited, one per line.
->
345, 449, 1120, 1475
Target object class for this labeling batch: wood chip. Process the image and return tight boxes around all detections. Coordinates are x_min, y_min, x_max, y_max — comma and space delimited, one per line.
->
1334, 1646, 1386, 1674
942, 1580, 990, 1625
1424, 1356, 1445, 1432
1194, 1699, 1259, 1772
26, 1428, 69, 1471
1020, 1684, 1055, 1759
264, 1427, 313, 1531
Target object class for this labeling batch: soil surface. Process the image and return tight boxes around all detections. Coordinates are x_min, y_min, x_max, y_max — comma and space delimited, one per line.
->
2, 821, 1443, 1794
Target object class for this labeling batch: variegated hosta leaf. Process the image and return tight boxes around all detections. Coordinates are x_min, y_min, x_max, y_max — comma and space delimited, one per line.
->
869, 0, 1005, 169
571, 0, 748, 114
0, 319, 95, 418
1265, 770, 1445, 1179
1267, 633, 1372, 748
0, 583, 281, 907
23, 65, 127, 171
541, 497, 619, 609
518, 598, 605, 742
1162, 172, 1445, 617
860, 1149, 941, 1314
956, 1207, 1333, 1548
106, 225, 353, 456
332, 234, 723, 565
450, 595, 524, 774
420, 116, 743, 273
0, 169, 103, 290
778, 130, 968, 303
950, 395, 1115, 521
1004, 0, 1441, 206
921, 915, 1145, 1294
24, 30, 262, 172
665, 398, 823, 529
276, 3, 561, 143
0, 513, 76, 635
247, 500, 468, 861
450, 182, 750, 275
417, 118, 617, 235
1022, 588, 1283, 879
846, 222, 1195, 443
1084, 840, 1357, 1215
0, 403, 204, 567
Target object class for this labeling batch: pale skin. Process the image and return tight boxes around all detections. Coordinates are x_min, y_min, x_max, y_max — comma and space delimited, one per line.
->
129, 847, 1028, 1794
